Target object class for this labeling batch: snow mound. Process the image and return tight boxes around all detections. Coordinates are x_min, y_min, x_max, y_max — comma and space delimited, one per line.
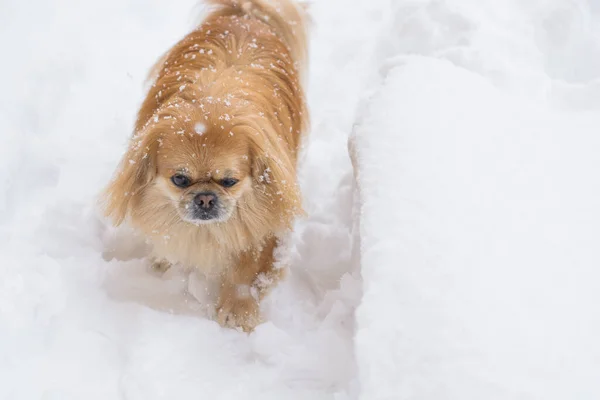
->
351, 1, 600, 398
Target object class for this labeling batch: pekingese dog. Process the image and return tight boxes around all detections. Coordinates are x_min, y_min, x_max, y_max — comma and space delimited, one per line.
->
102, 0, 309, 331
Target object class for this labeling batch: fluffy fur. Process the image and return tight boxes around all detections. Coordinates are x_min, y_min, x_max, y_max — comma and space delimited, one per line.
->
102, 0, 309, 331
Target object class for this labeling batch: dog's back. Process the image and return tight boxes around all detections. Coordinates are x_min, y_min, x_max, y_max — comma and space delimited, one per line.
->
205, 0, 309, 74
134, 0, 310, 151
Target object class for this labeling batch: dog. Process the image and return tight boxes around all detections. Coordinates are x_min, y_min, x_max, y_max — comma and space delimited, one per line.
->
102, 0, 309, 331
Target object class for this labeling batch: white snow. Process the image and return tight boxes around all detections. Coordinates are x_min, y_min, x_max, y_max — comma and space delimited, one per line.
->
194, 122, 206, 135
351, 1, 600, 399
1, 0, 599, 399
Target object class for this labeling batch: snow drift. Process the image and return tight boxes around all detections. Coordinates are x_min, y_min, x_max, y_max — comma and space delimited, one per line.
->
351, 1, 600, 399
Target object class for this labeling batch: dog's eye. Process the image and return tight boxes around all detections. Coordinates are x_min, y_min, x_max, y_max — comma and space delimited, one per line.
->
220, 178, 238, 188
171, 174, 191, 188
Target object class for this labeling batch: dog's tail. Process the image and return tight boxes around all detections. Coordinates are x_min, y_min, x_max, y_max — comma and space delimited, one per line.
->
205, 0, 309, 72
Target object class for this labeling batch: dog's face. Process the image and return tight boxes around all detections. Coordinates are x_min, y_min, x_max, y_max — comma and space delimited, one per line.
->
154, 129, 252, 225
103, 101, 301, 242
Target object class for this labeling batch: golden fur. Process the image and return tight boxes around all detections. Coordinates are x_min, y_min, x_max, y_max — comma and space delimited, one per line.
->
102, 0, 309, 331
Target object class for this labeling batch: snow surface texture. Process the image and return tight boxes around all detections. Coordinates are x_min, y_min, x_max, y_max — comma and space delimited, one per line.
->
0, 0, 599, 399
351, 0, 600, 399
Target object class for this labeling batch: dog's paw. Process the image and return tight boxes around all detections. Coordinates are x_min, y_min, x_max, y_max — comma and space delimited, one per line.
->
216, 295, 261, 332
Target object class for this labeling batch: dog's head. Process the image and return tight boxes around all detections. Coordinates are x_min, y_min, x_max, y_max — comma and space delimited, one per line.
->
103, 99, 301, 241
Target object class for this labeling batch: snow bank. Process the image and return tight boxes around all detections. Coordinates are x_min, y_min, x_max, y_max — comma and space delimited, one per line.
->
352, 1, 600, 398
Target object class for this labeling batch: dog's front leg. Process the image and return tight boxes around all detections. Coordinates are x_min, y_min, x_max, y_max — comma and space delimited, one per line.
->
216, 235, 284, 332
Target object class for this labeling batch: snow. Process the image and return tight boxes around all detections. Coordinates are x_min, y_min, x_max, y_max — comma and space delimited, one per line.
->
1, 0, 599, 399
351, 1, 600, 399
194, 122, 206, 135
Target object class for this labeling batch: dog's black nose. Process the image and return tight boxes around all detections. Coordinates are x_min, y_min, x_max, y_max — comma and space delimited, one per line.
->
194, 192, 217, 210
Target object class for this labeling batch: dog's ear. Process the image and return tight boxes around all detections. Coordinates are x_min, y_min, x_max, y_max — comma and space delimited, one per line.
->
250, 135, 303, 229
102, 130, 159, 225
